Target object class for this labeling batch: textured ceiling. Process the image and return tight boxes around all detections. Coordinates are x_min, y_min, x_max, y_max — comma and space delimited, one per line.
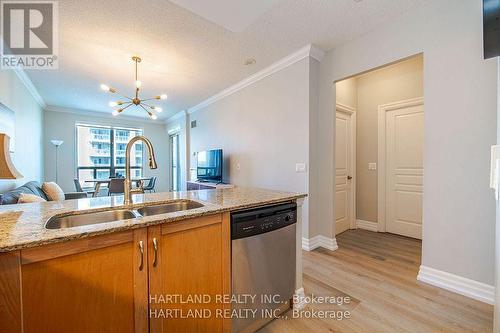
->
168, 0, 285, 32
26, 0, 430, 120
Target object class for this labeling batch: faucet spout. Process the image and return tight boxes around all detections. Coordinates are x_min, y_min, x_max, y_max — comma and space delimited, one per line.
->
124, 135, 157, 205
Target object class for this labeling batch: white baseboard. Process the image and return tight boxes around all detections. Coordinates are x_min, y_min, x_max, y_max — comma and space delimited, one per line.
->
293, 287, 306, 310
417, 265, 495, 305
302, 236, 338, 252
356, 219, 378, 232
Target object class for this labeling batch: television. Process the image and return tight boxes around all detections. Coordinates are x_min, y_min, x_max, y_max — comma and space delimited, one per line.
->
484, 0, 500, 59
197, 149, 223, 182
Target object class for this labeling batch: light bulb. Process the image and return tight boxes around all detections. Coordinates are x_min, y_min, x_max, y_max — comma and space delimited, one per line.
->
109, 101, 118, 107
112, 110, 119, 116
100, 84, 110, 92
135, 80, 142, 88
160, 94, 168, 100
150, 114, 158, 120
154, 107, 163, 113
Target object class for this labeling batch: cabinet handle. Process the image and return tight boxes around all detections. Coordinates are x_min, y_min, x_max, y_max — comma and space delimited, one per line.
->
153, 237, 158, 267
138, 240, 144, 271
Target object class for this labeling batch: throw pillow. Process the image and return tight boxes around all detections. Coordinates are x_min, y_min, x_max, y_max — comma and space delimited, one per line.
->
18, 193, 46, 203
42, 182, 65, 201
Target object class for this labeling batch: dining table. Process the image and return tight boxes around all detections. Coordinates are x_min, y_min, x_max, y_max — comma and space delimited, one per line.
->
85, 177, 151, 197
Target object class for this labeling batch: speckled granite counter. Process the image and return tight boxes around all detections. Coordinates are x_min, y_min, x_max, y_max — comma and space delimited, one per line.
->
0, 187, 306, 252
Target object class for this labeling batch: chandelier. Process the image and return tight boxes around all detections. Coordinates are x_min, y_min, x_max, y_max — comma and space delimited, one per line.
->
100, 56, 167, 120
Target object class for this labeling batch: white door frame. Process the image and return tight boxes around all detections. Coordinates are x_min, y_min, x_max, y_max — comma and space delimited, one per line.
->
377, 97, 424, 232
335, 103, 356, 231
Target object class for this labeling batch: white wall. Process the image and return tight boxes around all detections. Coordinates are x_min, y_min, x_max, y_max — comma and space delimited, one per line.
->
43, 108, 170, 193
189, 58, 311, 235
316, 0, 498, 285
308, 58, 320, 239
335, 77, 357, 108
495, 56, 500, 332
0, 70, 44, 193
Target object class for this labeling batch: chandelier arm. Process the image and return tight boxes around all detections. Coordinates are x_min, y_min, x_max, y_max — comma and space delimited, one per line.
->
141, 102, 154, 109
114, 91, 133, 101
119, 103, 134, 112
139, 104, 153, 116
141, 97, 160, 102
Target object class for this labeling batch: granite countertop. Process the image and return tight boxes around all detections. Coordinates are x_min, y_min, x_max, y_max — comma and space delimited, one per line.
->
0, 187, 306, 252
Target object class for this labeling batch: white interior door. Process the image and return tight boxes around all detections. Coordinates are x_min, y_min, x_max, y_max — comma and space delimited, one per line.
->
385, 104, 424, 239
335, 110, 354, 235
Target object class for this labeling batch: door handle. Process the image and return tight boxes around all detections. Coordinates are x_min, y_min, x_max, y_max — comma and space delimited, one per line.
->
347, 176, 352, 180
138, 240, 144, 271
152, 237, 158, 267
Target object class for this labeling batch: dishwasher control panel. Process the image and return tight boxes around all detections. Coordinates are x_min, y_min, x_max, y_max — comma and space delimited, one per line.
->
231, 202, 297, 240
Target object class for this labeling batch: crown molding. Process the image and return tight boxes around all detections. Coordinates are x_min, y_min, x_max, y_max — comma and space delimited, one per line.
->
0, 36, 46, 108
187, 44, 325, 114
12, 68, 46, 108
12, 67, 46, 108
44, 105, 163, 125
166, 110, 187, 123
309, 45, 325, 62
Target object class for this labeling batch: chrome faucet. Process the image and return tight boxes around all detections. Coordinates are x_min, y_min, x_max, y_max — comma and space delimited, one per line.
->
124, 135, 157, 205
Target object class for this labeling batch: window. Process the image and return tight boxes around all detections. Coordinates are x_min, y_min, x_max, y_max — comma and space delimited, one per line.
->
77, 125, 143, 183
169, 133, 180, 191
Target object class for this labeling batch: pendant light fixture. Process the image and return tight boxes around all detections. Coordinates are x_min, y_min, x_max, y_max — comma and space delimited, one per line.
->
101, 56, 167, 120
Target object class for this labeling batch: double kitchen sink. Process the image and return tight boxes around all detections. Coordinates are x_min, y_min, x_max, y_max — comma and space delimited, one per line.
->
45, 200, 204, 229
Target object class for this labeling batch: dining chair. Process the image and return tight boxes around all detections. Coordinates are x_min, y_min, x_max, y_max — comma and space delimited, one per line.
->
73, 178, 95, 197
108, 178, 125, 196
143, 177, 157, 193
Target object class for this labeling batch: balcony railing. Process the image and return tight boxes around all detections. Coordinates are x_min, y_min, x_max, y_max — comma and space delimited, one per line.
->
90, 149, 110, 156
115, 136, 130, 142
90, 134, 111, 141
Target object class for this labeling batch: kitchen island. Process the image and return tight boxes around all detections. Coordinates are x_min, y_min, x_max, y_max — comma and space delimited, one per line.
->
0, 187, 306, 333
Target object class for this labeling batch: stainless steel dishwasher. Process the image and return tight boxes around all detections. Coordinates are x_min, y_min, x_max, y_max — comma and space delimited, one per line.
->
231, 202, 297, 333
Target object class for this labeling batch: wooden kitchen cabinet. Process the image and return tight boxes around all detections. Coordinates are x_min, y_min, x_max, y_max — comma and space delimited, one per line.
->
0, 229, 149, 333
148, 212, 231, 333
0, 213, 230, 333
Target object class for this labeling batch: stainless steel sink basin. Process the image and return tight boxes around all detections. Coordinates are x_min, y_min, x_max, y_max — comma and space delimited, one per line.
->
45, 209, 138, 229
45, 200, 204, 229
136, 200, 204, 217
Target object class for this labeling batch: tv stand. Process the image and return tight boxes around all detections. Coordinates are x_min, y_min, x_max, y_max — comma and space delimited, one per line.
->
186, 180, 234, 191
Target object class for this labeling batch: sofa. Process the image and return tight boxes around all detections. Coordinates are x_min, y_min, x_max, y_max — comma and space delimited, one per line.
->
0, 181, 87, 205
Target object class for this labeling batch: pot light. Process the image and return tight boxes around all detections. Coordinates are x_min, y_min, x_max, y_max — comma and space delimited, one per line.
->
244, 58, 256, 66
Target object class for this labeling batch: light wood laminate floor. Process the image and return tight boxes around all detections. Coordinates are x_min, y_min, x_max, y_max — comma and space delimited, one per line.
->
259, 230, 493, 333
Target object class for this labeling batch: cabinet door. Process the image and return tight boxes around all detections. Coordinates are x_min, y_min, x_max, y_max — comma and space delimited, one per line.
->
148, 213, 231, 333
6, 229, 149, 333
